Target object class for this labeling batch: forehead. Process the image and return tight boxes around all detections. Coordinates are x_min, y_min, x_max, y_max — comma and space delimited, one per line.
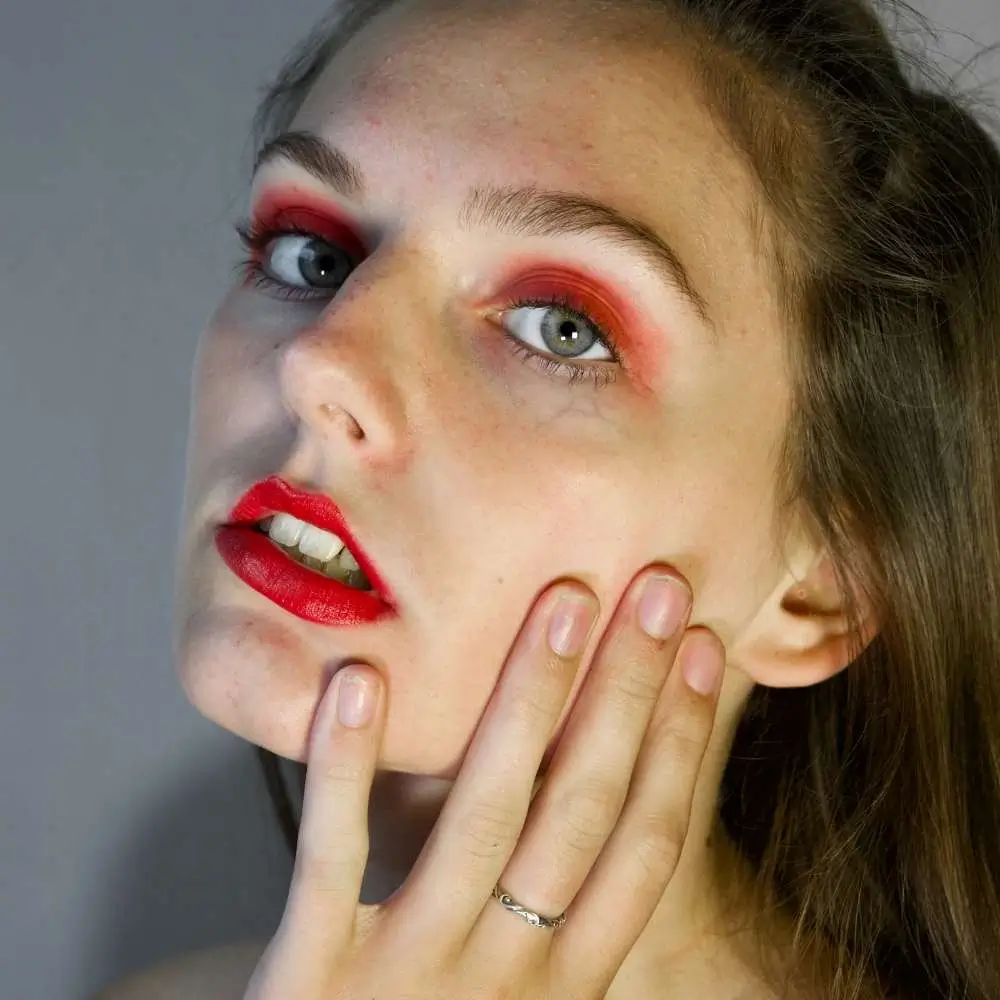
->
289, 0, 778, 338
293, 0, 743, 201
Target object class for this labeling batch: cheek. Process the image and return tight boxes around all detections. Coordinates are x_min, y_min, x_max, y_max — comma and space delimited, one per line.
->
190, 320, 288, 454
508, 466, 652, 592
198, 284, 309, 383
648, 476, 787, 652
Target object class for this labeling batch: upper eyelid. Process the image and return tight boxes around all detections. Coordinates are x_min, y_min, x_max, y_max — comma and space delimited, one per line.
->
241, 226, 634, 393
247, 227, 618, 347
250, 134, 715, 334
250, 218, 632, 318
248, 166, 714, 352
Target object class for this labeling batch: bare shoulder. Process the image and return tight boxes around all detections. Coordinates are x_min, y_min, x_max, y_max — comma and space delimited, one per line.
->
92, 938, 270, 1000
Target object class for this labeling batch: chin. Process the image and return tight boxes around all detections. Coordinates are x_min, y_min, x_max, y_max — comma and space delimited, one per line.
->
172, 538, 533, 782
172, 612, 472, 783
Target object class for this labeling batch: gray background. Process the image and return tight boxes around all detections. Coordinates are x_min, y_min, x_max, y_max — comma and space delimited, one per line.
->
1, 2, 997, 999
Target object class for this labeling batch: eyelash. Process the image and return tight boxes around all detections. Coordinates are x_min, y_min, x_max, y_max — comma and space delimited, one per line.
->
232, 220, 622, 390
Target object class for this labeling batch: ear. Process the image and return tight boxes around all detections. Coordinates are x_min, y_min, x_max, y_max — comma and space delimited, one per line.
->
729, 550, 880, 689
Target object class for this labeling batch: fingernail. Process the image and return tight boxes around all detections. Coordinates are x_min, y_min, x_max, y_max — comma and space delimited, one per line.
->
548, 592, 599, 658
337, 670, 379, 728
682, 635, 723, 696
638, 574, 690, 640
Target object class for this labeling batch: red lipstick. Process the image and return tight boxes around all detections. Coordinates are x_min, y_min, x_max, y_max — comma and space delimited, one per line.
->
214, 476, 396, 626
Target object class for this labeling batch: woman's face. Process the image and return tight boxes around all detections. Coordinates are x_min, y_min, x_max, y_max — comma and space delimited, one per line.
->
173, 0, 793, 775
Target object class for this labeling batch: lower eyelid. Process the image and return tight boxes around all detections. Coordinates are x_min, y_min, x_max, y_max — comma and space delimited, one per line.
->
498, 325, 621, 389
240, 249, 621, 388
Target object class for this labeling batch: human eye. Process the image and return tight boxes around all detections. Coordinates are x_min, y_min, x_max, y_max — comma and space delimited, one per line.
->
496, 286, 623, 390
232, 219, 354, 302
233, 219, 624, 391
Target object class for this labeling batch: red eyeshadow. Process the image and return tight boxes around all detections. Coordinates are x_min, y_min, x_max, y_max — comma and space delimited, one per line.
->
250, 187, 368, 260
248, 188, 667, 395
491, 254, 667, 394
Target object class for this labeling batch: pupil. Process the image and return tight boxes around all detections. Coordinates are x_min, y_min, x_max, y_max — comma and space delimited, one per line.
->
301, 242, 345, 285
545, 314, 590, 356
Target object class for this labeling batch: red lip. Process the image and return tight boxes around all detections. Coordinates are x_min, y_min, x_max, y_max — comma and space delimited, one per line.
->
215, 476, 397, 625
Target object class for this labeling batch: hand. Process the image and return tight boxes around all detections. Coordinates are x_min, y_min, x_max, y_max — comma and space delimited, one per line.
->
244, 566, 725, 1000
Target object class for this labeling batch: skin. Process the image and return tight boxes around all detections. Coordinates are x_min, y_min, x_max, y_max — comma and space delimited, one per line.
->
172, 0, 878, 995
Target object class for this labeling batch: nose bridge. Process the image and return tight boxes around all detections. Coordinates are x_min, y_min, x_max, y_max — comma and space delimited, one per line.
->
278, 243, 447, 468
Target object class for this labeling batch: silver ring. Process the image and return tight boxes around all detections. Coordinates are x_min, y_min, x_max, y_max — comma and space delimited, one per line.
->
492, 883, 567, 930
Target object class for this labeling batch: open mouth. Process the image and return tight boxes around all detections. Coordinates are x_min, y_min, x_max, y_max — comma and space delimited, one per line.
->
252, 516, 375, 593
219, 476, 397, 623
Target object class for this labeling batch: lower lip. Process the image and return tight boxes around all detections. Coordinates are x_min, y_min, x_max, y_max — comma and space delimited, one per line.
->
214, 525, 395, 626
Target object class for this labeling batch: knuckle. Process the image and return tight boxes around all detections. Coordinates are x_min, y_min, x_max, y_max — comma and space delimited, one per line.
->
557, 779, 622, 850
508, 682, 559, 735
655, 713, 709, 764
631, 815, 685, 878
610, 661, 664, 708
322, 755, 368, 787
456, 799, 523, 860
296, 841, 367, 893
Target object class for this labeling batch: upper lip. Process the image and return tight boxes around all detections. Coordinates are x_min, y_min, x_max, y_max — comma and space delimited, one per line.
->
224, 475, 395, 606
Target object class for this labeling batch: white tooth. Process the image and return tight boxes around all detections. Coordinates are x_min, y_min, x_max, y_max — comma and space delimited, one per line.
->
268, 513, 305, 547
297, 524, 346, 562
338, 547, 360, 572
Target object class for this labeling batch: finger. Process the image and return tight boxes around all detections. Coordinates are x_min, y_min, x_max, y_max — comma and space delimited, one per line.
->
389, 583, 600, 948
553, 628, 725, 991
466, 570, 692, 961
267, 666, 387, 984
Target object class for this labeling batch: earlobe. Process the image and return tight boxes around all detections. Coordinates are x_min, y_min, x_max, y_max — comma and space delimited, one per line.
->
730, 553, 879, 690
745, 624, 869, 689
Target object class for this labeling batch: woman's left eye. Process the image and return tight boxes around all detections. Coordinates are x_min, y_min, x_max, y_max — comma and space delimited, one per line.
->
233, 222, 623, 390
495, 293, 622, 389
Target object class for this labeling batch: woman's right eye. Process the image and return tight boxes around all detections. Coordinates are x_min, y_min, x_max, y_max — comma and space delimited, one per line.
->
262, 234, 353, 291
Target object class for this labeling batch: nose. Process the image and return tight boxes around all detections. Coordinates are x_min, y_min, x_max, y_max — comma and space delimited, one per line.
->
278, 309, 416, 476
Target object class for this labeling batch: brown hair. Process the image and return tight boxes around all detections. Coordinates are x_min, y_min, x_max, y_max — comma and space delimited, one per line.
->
244, 2, 1000, 997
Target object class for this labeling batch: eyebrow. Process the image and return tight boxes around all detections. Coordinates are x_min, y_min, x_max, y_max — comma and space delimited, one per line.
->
252, 130, 714, 330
